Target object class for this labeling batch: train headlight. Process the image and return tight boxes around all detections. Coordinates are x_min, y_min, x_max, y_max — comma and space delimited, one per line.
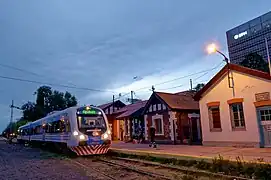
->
102, 132, 109, 140
73, 131, 79, 136
79, 134, 85, 140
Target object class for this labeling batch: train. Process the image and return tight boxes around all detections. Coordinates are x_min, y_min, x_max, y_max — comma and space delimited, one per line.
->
17, 105, 112, 156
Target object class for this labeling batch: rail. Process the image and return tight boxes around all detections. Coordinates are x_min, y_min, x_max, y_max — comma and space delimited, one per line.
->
111, 157, 251, 180
97, 158, 173, 180
68, 159, 117, 180
68, 157, 174, 180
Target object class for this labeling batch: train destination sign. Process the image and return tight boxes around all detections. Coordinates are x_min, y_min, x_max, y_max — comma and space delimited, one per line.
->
81, 110, 97, 114
77, 109, 102, 115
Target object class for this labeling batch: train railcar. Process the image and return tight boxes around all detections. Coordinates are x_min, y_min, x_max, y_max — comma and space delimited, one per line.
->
17, 123, 32, 143
17, 105, 112, 156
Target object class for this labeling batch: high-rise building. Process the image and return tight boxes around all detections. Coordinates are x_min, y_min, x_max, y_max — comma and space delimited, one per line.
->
226, 11, 271, 64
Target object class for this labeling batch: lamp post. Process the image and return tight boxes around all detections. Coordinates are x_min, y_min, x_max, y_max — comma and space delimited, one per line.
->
207, 43, 229, 64
206, 43, 234, 89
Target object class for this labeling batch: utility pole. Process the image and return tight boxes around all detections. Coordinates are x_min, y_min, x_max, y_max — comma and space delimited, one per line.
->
131, 91, 134, 104
9, 100, 21, 137
9, 100, 14, 136
265, 37, 271, 76
112, 95, 115, 112
190, 79, 193, 91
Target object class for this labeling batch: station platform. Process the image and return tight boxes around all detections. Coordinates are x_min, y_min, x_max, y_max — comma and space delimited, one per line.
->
110, 142, 271, 163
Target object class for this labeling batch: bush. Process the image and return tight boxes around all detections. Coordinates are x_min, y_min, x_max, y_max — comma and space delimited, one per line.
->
109, 151, 271, 179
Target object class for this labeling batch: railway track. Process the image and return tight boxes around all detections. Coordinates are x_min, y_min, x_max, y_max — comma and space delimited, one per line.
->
68, 157, 174, 180
97, 158, 173, 180
71, 159, 116, 180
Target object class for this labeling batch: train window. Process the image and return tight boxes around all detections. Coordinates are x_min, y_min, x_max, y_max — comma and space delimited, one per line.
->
65, 118, 70, 132
60, 120, 65, 132
47, 123, 53, 133
52, 121, 57, 132
34, 125, 43, 134
28, 128, 32, 135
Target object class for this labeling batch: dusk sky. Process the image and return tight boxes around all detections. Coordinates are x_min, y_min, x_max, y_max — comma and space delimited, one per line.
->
0, 1, 270, 131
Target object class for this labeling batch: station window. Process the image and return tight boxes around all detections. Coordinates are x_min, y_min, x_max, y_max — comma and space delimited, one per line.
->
153, 118, 163, 135
208, 106, 222, 132
229, 103, 246, 130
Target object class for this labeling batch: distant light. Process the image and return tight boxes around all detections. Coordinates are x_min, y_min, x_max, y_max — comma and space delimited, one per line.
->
86, 106, 90, 110
207, 43, 218, 54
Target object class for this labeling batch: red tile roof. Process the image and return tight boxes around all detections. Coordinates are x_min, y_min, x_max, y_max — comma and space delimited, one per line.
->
98, 100, 125, 110
116, 100, 148, 119
194, 63, 271, 101
155, 91, 199, 110
98, 102, 113, 110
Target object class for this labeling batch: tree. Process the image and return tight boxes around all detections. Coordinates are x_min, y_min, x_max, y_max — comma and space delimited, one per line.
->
20, 86, 78, 125
193, 83, 205, 92
64, 91, 77, 108
240, 52, 269, 73
21, 101, 43, 122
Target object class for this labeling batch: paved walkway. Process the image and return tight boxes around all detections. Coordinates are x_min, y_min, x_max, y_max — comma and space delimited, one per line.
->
111, 142, 271, 163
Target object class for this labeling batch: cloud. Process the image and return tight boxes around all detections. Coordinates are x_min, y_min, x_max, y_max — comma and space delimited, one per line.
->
81, 55, 225, 105
0, 0, 270, 132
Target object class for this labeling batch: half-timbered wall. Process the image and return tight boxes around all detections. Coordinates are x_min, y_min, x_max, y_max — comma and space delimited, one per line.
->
104, 105, 121, 115
144, 97, 172, 143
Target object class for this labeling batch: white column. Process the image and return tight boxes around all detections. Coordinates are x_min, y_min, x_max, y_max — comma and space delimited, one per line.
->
116, 120, 120, 140
127, 119, 130, 139
124, 119, 127, 136
168, 111, 177, 141
144, 115, 148, 140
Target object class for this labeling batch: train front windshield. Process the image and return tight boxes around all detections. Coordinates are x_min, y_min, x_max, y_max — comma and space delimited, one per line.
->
77, 107, 107, 134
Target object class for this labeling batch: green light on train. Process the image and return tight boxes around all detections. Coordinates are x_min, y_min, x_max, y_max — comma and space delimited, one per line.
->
82, 110, 96, 114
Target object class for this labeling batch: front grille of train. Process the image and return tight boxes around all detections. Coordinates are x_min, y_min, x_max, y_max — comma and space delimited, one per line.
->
79, 129, 106, 136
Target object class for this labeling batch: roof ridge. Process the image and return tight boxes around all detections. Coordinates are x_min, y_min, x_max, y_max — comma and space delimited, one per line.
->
194, 63, 271, 101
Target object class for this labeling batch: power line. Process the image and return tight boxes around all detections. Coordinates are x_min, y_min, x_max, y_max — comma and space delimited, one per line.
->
0, 62, 78, 87
99, 61, 225, 105
0, 74, 115, 93
134, 61, 225, 92
158, 84, 184, 91
157, 63, 224, 91
0, 63, 43, 77
193, 62, 224, 81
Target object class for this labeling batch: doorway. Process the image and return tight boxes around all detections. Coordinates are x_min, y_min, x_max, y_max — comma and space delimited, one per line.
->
188, 113, 201, 145
257, 106, 271, 147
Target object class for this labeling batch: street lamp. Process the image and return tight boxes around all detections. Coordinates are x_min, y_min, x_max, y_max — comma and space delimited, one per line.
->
207, 43, 233, 89
207, 43, 229, 64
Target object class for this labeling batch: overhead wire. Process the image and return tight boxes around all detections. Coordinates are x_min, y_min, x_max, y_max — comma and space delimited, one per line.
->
1, 59, 225, 105
100, 61, 225, 105
156, 62, 224, 91
0, 74, 116, 93
0, 62, 78, 87
133, 61, 225, 93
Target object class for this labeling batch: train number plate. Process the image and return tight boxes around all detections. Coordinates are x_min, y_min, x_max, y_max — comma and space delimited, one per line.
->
87, 136, 102, 145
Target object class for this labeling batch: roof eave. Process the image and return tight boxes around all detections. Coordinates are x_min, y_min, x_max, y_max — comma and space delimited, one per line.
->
171, 107, 200, 111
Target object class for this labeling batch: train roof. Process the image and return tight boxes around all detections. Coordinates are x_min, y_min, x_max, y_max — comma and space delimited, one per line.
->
19, 122, 31, 129
30, 105, 102, 126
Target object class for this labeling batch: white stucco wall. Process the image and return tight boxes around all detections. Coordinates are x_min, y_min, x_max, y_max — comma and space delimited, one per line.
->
200, 70, 271, 145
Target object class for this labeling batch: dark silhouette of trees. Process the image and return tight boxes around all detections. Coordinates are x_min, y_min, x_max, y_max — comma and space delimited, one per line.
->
24, 86, 78, 121
193, 83, 205, 92
240, 52, 269, 73
2, 86, 77, 136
